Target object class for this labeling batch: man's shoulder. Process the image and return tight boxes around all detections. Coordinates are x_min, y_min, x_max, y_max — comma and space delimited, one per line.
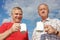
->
50, 18, 59, 20
2, 22, 12, 25
50, 18, 60, 22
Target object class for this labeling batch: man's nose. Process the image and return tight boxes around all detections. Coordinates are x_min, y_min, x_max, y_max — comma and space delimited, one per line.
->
17, 14, 20, 17
42, 10, 45, 13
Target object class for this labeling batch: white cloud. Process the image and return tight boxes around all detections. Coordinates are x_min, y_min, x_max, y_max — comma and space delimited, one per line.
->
55, 10, 60, 19
3, 0, 60, 21
0, 15, 1, 18
2, 17, 12, 23
0, 13, 2, 18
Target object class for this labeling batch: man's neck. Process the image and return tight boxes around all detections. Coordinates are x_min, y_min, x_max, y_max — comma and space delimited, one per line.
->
12, 21, 21, 23
41, 17, 48, 22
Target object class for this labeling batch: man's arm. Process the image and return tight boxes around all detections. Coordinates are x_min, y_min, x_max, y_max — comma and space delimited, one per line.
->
0, 23, 20, 40
0, 29, 12, 40
25, 31, 29, 40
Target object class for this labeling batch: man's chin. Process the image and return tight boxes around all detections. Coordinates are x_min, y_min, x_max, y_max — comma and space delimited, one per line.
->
15, 21, 20, 23
41, 15, 46, 17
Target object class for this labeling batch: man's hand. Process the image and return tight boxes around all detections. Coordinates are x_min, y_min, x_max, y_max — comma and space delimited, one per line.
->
44, 25, 57, 34
10, 23, 20, 33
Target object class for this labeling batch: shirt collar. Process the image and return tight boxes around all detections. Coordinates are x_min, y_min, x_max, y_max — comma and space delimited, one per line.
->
46, 17, 50, 21
41, 17, 50, 22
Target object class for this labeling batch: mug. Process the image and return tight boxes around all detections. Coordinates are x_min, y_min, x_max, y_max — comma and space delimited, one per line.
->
20, 23, 27, 32
36, 21, 44, 32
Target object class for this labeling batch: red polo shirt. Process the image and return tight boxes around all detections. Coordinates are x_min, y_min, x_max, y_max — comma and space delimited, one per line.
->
0, 22, 29, 40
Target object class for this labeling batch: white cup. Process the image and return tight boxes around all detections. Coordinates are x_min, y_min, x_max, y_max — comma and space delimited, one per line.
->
20, 23, 27, 32
36, 22, 44, 32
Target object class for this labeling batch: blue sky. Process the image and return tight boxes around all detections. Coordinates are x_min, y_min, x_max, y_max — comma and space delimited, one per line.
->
0, 0, 60, 40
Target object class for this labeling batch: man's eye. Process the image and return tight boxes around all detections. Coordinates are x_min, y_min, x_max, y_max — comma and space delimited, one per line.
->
39, 9, 42, 11
43, 8, 46, 10
15, 13, 18, 15
39, 8, 46, 11
19, 14, 22, 15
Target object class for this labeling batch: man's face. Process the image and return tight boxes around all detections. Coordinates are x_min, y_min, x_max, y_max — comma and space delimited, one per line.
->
11, 9, 23, 23
38, 4, 49, 17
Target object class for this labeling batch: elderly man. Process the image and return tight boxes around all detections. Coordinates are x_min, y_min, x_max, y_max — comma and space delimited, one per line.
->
0, 7, 29, 40
32, 3, 60, 40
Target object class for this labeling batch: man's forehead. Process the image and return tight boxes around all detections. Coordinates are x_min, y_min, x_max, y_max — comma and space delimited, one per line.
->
12, 8, 22, 13
38, 4, 48, 8
12, 8, 20, 11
